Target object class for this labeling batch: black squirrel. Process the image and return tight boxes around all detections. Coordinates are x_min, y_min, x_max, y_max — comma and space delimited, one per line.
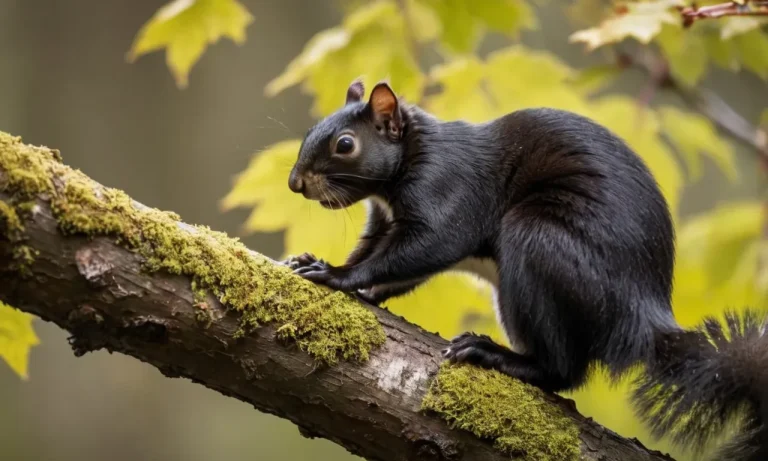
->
282, 79, 768, 460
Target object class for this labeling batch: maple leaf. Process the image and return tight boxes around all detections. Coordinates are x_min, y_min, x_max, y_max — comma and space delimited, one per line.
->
569, 0, 684, 50
0, 302, 40, 380
127, 0, 254, 88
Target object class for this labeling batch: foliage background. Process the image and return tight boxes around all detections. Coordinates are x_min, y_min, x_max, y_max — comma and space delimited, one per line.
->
1, 1, 767, 460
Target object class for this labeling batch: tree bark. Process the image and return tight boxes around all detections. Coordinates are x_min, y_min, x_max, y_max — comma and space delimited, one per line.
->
0, 133, 675, 461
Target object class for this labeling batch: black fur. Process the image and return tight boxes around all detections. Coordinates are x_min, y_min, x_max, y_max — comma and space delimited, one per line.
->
283, 81, 768, 459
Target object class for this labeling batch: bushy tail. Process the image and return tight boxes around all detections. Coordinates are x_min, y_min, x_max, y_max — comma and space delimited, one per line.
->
633, 309, 768, 461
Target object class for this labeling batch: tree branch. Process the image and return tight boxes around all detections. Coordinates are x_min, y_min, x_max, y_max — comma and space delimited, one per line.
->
0, 132, 674, 461
681, 1, 768, 28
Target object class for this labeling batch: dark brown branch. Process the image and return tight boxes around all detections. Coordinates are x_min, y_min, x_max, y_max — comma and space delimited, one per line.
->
0, 133, 675, 461
681, 1, 768, 27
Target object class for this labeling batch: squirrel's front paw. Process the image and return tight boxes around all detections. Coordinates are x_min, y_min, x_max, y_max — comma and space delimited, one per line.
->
282, 252, 322, 270
294, 263, 360, 292
293, 261, 340, 287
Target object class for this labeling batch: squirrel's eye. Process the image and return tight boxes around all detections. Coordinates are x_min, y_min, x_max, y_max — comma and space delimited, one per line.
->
335, 135, 355, 155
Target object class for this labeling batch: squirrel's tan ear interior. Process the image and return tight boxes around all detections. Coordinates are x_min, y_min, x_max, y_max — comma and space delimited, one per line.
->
369, 82, 398, 119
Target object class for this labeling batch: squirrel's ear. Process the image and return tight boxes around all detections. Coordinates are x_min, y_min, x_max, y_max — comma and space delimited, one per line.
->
369, 82, 401, 135
345, 79, 365, 105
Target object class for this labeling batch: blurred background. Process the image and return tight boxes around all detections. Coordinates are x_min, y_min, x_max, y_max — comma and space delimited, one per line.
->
1, 1, 766, 460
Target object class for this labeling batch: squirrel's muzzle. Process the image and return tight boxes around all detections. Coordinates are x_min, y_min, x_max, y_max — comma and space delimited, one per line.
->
288, 168, 305, 194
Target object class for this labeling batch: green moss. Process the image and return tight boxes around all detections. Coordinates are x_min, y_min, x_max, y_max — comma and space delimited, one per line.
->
422, 363, 581, 461
0, 200, 22, 236
1, 199, 37, 274
0, 131, 385, 365
0, 133, 54, 199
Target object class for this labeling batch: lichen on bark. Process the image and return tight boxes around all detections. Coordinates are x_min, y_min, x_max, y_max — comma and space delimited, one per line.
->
0, 131, 385, 365
422, 363, 581, 461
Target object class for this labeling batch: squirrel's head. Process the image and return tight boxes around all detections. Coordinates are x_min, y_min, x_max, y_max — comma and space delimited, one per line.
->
287, 80, 405, 209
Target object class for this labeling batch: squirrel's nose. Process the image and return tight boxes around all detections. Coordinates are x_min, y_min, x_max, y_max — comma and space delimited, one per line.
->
288, 169, 305, 194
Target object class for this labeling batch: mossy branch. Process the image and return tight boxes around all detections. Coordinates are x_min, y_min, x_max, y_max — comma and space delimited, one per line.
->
0, 131, 676, 461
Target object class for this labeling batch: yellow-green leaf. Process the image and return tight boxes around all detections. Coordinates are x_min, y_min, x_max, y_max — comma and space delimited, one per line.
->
283, 204, 367, 266
265, 1, 424, 117
128, 0, 254, 88
426, 46, 590, 122
569, 0, 683, 50
221, 140, 303, 212
387, 273, 501, 343
485, 46, 588, 114
417, 0, 536, 55
405, 0, 441, 43
219, 138, 367, 263
466, 0, 538, 37
658, 106, 737, 181
733, 29, 768, 79
264, 28, 351, 98
721, 16, 763, 40
0, 302, 40, 379
420, 0, 480, 54
702, 30, 739, 71
676, 201, 763, 287
565, 0, 611, 28
567, 64, 623, 95
304, 29, 424, 117
655, 24, 708, 87
426, 57, 496, 122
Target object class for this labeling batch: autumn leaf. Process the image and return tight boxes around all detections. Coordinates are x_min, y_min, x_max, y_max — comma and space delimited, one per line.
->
127, 0, 254, 88
0, 302, 40, 380
569, 0, 684, 50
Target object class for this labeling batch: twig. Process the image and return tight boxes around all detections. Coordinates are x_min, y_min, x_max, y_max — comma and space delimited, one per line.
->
681, 1, 768, 28
676, 85, 768, 158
